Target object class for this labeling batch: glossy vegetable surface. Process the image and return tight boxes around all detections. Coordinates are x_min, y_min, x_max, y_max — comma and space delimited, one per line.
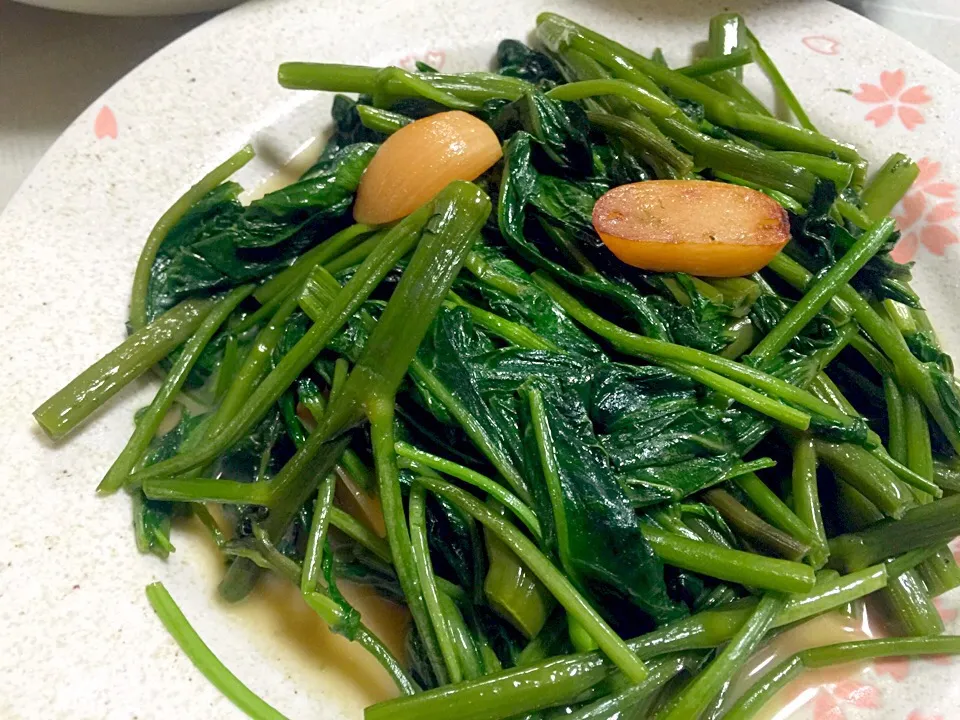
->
593, 180, 789, 276
34, 11, 960, 720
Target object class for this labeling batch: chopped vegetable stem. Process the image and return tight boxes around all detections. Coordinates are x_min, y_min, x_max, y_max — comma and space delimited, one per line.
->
641, 525, 816, 593
99, 285, 253, 494
145, 582, 288, 720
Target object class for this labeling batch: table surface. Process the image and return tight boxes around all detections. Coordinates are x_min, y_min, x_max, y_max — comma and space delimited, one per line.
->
1, 0, 958, 210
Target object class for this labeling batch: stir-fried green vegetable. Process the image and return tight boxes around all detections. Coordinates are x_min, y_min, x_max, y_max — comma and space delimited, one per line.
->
35, 11, 960, 719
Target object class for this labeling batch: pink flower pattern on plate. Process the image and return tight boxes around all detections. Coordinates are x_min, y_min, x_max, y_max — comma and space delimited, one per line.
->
802, 35, 841, 55
907, 712, 945, 720
853, 70, 931, 130
94, 105, 118, 140
811, 680, 882, 720
891, 158, 959, 263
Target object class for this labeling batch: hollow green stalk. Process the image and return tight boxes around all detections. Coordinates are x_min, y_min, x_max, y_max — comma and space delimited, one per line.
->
659, 593, 786, 720
675, 48, 753, 77
254, 223, 375, 304
99, 285, 252, 493
128, 198, 436, 486
300, 476, 336, 594
641, 525, 816, 593
860, 153, 920, 222
534, 272, 859, 431
356, 104, 411, 134
750, 218, 896, 362
409, 482, 460, 685
744, 26, 815, 130
546, 79, 678, 118
790, 436, 829, 567
34, 297, 216, 439
829, 494, 960, 571
703, 489, 809, 560
733, 473, 819, 551
395, 442, 541, 537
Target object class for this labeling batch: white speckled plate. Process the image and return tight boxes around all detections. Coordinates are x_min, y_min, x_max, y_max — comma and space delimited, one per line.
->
2, 0, 960, 717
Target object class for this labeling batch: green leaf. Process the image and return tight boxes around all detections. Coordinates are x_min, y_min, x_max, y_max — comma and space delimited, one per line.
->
520, 379, 685, 630
145, 143, 376, 321
496, 39, 565, 85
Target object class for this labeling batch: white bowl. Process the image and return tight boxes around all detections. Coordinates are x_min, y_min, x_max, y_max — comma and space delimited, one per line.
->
11, 0, 240, 16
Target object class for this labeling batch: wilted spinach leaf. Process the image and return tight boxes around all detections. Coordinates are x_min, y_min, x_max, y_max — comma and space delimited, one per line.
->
496, 39, 565, 85
490, 92, 593, 175
519, 376, 685, 629
146, 143, 376, 321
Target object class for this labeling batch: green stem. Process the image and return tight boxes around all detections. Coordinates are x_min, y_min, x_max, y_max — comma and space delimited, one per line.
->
145, 582, 287, 719
417, 475, 649, 683
658, 358, 811, 430
409, 483, 461, 685
369, 565, 887, 720
586, 111, 695, 180
749, 218, 896, 362
659, 593, 785, 720
918, 547, 960, 597
365, 652, 609, 720
878, 569, 943, 636
329, 507, 391, 563
408, 359, 531, 501
774, 151, 852, 188
654, 116, 818, 201
733, 473, 819, 551
300, 476, 336, 594
254, 223, 375, 304
829, 494, 960, 572
99, 286, 252, 494
534, 272, 856, 431
744, 26, 815, 130
813, 439, 908, 518
278, 63, 529, 107
130, 145, 254, 330
769, 253, 960, 454
356, 104, 411, 134
676, 48, 753, 77
708, 12, 747, 81
209, 294, 300, 441
884, 375, 908, 463
641, 525, 816, 593
323, 232, 385, 275
568, 655, 694, 720
396, 442, 541, 538
904, 391, 934, 482
546, 79, 678, 118
727, 111, 858, 163
446, 292, 558, 353
438, 591, 485, 680
484, 523, 553, 639
370, 403, 448, 684
703, 489, 809, 560
34, 297, 216, 440
860, 153, 920, 222
790, 436, 829, 567
301, 590, 419, 695
725, 636, 960, 720
129, 198, 433, 485
536, 13, 740, 125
